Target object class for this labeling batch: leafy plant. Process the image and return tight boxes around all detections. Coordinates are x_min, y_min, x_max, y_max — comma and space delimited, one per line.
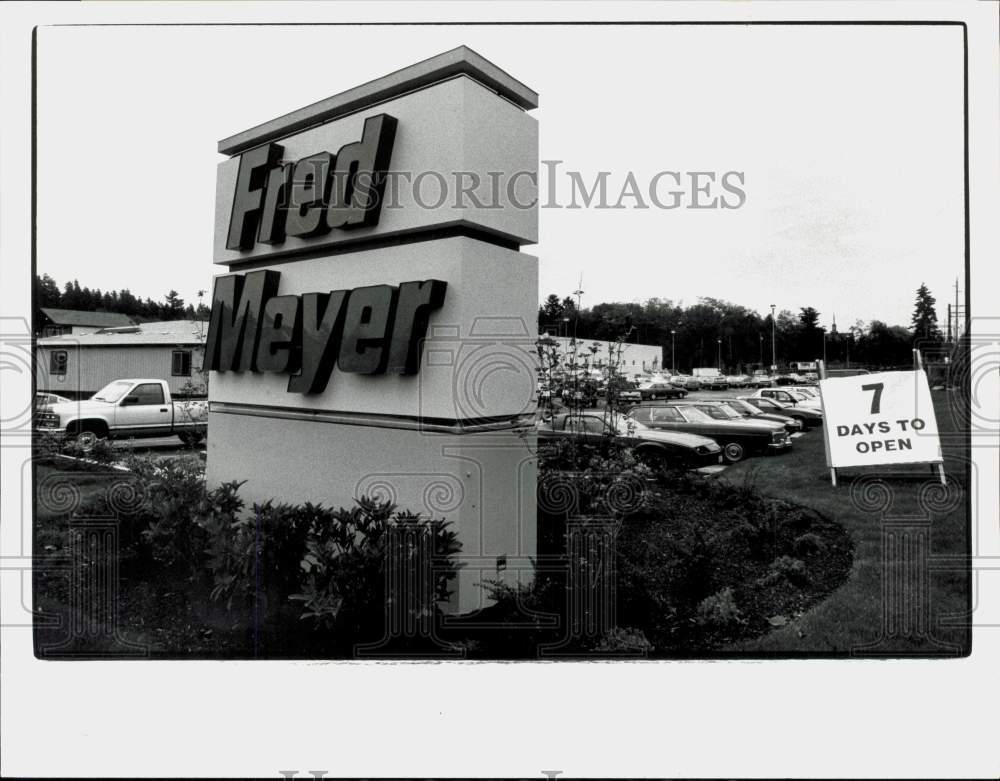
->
695, 587, 744, 628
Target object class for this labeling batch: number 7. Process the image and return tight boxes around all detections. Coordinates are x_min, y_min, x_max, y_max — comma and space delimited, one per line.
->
861, 382, 884, 414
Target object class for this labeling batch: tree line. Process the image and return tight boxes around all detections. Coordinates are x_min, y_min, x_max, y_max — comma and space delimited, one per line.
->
34, 274, 210, 325
539, 284, 945, 372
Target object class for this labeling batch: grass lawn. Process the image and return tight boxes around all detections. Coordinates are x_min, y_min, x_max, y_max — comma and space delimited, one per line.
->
718, 391, 970, 656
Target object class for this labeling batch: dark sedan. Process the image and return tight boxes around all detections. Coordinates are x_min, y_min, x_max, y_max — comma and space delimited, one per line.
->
738, 395, 824, 428
637, 380, 688, 401
628, 403, 791, 463
713, 398, 803, 433
538, 413, 723, 470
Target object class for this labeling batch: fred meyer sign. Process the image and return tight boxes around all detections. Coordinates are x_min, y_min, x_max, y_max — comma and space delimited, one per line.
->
818, 370, 942, 468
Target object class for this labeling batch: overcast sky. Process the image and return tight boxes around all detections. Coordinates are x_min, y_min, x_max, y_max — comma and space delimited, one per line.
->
36, 23, 964, 331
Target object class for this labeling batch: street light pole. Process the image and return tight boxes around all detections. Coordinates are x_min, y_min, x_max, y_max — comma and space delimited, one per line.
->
717, 338, 722, 372
671, 329, 676, 374
759, 334, 763, 368
770, 304, 776, 373
822, 327, 827, 365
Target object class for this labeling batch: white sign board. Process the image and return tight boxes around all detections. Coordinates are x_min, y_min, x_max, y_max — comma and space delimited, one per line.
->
818, 369, 942, 468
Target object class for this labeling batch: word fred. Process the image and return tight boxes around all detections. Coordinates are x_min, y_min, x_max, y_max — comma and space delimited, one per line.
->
226, 114, 397, 252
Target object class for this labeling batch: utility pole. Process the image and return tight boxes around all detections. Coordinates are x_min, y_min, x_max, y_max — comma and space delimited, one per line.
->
954, 276, 960, 343
671, 329, 676, 374
717, 338, 722, 372
770, 304, 776, 373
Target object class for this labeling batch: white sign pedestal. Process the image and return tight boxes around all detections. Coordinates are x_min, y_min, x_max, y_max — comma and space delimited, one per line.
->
206, 48, 539, 613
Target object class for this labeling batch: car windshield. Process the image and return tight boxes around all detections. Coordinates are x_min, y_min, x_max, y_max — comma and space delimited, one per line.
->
92, 380, 133, 402
678, 406, 712, 422
696, 405, 738, 420
613, 416, 650, 434
724, 400, 757, 415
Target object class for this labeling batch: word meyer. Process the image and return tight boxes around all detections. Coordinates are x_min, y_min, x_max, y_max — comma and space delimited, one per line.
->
835, 418, 928, 454
204, 270, 446, 394
227, 114, 397, 252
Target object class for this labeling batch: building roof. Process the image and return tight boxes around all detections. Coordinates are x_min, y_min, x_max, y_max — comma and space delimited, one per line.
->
39, 308, 135, 328
37, 320, 207, 347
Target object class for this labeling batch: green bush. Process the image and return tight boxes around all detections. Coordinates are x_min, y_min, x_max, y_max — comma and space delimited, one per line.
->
34, 429, 120, 465
695, 587, 744, 628
595, 627, 654, 654
768, 555, 809, 585
73, 453, 462, 651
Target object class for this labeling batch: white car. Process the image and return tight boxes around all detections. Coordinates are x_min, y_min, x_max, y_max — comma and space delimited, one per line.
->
751, 387, 823, 410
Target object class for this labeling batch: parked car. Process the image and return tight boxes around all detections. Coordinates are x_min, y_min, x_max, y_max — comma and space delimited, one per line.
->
751, 387, 823, 410
537, 412, 723, 470
598, 377, 642, 404
713, 398, 803, 433
738, 395, 823, 428
563, 382, 598, 409
628, 403, 791, 463
725, 374, 750, 388
793, 386, 821, 400
748, 373, 775, 388
637, 380, 688, 401
35, 378, 208, 450
671, 375, 702, 390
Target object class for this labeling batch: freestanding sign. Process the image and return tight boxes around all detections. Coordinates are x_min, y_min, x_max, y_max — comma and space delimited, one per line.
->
206, 47, 539, 613
817, 368, 944, 486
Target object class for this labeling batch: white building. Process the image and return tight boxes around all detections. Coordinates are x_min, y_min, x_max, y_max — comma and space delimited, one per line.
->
36, 320, 208, 399
539, 334, 663, 376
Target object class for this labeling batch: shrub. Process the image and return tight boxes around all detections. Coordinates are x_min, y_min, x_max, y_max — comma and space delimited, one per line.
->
768, 555, 809, 585
595, 627, 654, 654
34, 430, 120, 465
695, 587, 744, 628
792, 532, 826, 557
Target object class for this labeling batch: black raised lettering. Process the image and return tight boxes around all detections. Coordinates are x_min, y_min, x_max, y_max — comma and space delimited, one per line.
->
326, 114, 398, 229
204, 270, 280, 371
285, 152, 334, 238
386, 280, 447, 374
256, 294, 302, 374
226, 143, 283, 250
338, 284, 397, 374
288, 291, 350, 394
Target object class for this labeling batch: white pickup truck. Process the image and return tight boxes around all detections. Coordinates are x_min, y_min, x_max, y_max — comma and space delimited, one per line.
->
36, 378, 208, 449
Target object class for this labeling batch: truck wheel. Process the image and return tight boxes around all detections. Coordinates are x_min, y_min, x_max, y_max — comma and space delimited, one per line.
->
722, 442, 746, 463
75, 430, 99, 452
72, 424, 108, 454
179, 432, 204, 447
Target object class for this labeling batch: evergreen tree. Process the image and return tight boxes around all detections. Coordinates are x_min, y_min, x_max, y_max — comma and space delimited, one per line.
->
911, 283, 942, 340
163, 290, 186, 320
